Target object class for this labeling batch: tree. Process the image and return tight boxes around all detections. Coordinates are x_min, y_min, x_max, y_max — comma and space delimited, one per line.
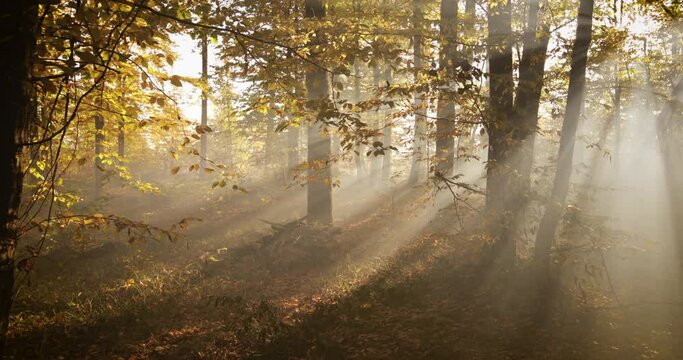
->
435, 0, 458, 177
513, 0, 550, 188
382, 64, 393, 182
200, 32, 209, 172
305, 0, 333, 226
95, 114, 105, 198
485, 0, 515, 264
534, 0, 596, 270
353, 58, 367, 178
483, 0, 551, 266
408, 0, 428, 184
371, 62, 383, 183
0, 2, 37, 353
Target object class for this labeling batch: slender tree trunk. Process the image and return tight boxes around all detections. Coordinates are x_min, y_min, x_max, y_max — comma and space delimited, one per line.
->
95, 114, 105, 198
0, 2, 36, 353
331, 74, 341, 179
200, 34, 209, 172
534, 0, 595, 268
118, 118, 125, 158
463, 0, 476, 59
382, 65, 393, 182
435, 0, 458, 177
371, 63, 382, 183
455, 0, 477, 166
613, 62, 622, 160
353, 59, 367, 178
409, 0, 427, 184
265, 112, 275, 176
287, 124, 299, 176
305, 0, 333, 226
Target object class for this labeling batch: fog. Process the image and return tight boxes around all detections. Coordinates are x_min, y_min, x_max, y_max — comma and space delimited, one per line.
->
3, 0, 683, 359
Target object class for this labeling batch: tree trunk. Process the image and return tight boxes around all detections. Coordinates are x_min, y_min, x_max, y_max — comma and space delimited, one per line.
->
118, 118, 125, 158
353, 59, 367, 178
513, 0, 550, 187
95, 114, 105, 198
265, 112, 275, 176
409, 0, 427, 184
613, 62, 622, 161
534, 0, 595, 268
200, 33, 209, 172
305, 0, 333, 226
370, 63, 382, 183
435, 0, 458, 177
382, 65, 393, 182
485, 0, 515, 264
0, 2, 36, 353
493, 0, 550, 260
463, 0, 476, 59
287, 124, 299, 177
454, 0, 477, 167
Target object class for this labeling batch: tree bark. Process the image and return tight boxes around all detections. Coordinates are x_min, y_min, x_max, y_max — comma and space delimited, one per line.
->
371, 62, 382, 183
353, 59, 367, 178
485, 0, 515, 265
435, 0, 458, 177
513, 0, 550, 187
382, 65, 393, 182
287, 124, 299, 176
95, 114, 105, 198
534, 0, 595, 268
0, 1, 37, 353
200, 33, 209, 172
305, 0, 333, 226
265, 111, 276, 176
118, 118, 125, 158
409, 0, 427, 184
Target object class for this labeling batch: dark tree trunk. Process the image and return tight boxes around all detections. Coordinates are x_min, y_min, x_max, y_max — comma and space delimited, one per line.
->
200, 34, 209, 172
409, 0, 427, 184
454, 0, 477, 166
305, 0, 333, 226
382, 65, 393, 182
95, 114, 105, 198
492, 0, 551, 261
534, 0, 595, 268
485, 0, 515, 264
435, 0, 458, 177
513, 0, 550, 187
0, 2, 37, 353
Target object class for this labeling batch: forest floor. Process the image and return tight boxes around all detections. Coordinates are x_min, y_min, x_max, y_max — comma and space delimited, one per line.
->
5, 179, 682, 359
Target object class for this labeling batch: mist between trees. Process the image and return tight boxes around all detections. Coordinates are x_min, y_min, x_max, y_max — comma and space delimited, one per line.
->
1, 0, 682, 358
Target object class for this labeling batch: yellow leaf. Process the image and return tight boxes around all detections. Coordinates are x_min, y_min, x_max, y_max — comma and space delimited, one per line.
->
170, 75, 182, 87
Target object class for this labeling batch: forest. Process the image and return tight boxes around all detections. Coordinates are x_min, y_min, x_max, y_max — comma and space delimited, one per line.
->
0, 0, 682, 358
